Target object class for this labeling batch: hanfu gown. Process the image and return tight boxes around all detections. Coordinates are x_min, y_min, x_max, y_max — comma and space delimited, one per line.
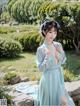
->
35, 40, 75, 106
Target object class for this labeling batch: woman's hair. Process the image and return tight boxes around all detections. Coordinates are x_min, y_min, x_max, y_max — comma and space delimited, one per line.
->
40, 20, 60, 37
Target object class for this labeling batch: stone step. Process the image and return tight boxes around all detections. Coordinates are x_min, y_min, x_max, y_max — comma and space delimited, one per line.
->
8, 80, 80, 106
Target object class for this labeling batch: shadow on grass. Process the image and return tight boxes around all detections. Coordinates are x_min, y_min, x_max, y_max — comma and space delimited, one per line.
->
0, 54, 25, 62
0, 51, 36, 62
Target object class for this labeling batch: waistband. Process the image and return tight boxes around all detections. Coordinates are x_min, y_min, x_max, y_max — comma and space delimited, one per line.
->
47, 64, 62, 71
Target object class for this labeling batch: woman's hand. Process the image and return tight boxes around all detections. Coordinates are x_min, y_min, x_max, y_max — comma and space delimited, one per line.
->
44, 48, 51, 57
55, 45, 62, 53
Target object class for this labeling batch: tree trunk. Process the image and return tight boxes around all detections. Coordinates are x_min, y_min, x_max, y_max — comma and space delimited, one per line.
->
73, 39, 80, 55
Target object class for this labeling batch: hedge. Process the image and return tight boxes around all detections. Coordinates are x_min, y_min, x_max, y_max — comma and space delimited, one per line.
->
14, 31, 43, 51
0, 37, 22, 57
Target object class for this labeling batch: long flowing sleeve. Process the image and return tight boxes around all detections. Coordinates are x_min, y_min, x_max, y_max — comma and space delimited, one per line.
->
36, 47, 53, 72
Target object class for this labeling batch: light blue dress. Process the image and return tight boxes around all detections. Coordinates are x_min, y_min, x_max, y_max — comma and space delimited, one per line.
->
35, 40, 75, 106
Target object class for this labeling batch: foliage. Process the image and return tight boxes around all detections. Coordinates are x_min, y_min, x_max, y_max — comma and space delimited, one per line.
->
7, 1, 80, 53
0, 25, 44, 52
8, 0, 50, 23
0, 85, 12, 106
63, 69, 75, 82
1, 11, 11, 23
14, 30, 43, 51
0, 37, 22, 57
4, 71, 17, 83
0, 26, 15, 34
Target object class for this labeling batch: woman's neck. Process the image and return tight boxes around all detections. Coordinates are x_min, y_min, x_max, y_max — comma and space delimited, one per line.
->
44, 39, 53, 45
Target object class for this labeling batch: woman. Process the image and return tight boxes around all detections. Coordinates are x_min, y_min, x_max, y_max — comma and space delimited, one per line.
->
35, 20, 75, 106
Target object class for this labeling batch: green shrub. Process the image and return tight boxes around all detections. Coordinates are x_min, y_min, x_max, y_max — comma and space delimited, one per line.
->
0, 26, 16, 34
8, 1, 80, 52
1, 11, 11, 23
4, 72, 17, 84
64, 69, 75, 82
4, 72, 17, 81
0, 37, 22, 57
0, 25, 38, 34
73, 75, 80, 81
14, 31, 43, 51
0, 86, 12, 106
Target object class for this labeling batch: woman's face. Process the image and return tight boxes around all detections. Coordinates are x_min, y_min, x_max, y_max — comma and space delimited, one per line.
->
45, 27, 57, 43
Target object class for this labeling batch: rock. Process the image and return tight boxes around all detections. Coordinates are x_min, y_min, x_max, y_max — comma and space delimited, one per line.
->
9, 89, 34, 106
20, 77, 30, 82
65, 80, 80, 102
7, 80, 80, 106
0, 72, 5, 79
8, 66, 16, 71
7, 81, 38, 106
13, 94, 34, 106
10, 76, 21, 85
9, 90, 23, 97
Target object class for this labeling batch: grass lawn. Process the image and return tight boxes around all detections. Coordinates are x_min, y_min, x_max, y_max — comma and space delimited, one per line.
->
0, 52, 41, 81
65, 51, 80, 74
0, 51, 80, 81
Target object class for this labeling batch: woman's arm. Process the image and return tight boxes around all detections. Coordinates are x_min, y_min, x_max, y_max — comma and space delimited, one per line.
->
59, 43, 67, 65
55, 42, 67, 65
36, 47, 53, 72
